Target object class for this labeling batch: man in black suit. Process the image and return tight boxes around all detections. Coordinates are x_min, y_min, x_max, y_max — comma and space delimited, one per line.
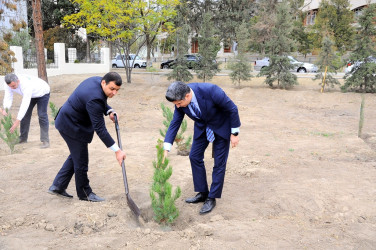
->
48, 72, 126, 202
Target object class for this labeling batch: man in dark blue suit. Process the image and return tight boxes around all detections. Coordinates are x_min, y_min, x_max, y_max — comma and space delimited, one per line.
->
48, 72, 126, 202
163, 81, 240, 214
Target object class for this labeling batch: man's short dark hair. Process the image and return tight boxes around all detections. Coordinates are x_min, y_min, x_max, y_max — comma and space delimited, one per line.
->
102, 72, 122, 86
165, 81, 191, 102
4, 73, 18, 85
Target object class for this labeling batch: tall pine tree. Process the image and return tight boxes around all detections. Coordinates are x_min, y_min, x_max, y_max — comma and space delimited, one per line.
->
312, 0, 355, 54
195, 12, 220, 82
313, 36, 341, 91
342, 4, 376, 93
258, 0, 298, 89
250, 0, 278, 55
167, 17, 192, 82
229, 21, 252, 87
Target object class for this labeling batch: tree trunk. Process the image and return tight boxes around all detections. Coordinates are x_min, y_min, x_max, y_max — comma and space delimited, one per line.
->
31, 0, 48, 82
86, 38, 91, 62
126, 67, 131, 83
146, 34, 152, 68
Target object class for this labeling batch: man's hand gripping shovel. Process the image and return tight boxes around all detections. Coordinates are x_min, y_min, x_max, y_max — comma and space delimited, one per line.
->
114, 113, 141, 217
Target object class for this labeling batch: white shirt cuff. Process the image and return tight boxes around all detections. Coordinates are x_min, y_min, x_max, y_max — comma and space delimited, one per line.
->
163, 142, 172, 152
231, 128, 240, 134
109, 143, 120, 152
107, 109, 115, 115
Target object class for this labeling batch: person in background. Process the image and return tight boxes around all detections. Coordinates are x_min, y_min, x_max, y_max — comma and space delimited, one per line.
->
48, 72, 126, 202
163, 81, 241, 214
1, 73, 50, 148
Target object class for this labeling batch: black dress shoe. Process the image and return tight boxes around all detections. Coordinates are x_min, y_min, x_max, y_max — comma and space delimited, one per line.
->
185, 192, 208, 203
48, 185, 73, 198
18, 139, 27, 144
200, 198, 216, 214
80, 192, 105, 202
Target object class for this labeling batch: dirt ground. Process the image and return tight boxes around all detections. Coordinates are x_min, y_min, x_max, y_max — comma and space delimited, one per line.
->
0, 71, 375, 249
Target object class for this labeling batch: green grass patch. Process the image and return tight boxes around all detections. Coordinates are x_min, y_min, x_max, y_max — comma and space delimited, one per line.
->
310, 131, 335, 137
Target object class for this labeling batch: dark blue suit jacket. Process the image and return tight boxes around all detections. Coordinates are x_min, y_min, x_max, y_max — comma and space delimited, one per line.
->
165, 83, 241, 144
55, 76, 115, 147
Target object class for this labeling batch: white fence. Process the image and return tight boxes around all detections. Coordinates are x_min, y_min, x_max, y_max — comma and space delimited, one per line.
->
0, 43, 111, 90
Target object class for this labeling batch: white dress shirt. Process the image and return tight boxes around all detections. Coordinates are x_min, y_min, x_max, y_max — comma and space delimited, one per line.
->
3, 74, 50, 121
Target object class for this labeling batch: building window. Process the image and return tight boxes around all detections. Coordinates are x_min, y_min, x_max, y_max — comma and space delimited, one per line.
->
223, 39, 232, 53
305, 9, 317, 26
353, 7, 364, 19
191, 39, 199, 53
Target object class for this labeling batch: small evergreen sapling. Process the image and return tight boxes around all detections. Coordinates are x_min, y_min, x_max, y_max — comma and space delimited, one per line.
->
0, 111, 19, 153
159, 103, 192, 156
49, 101, 59, 124
150, 140, 181, 225
229, 54, 252, 88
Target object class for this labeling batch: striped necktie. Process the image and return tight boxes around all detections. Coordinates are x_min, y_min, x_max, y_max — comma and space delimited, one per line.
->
189, 102, 215, 143
189, 102, 201, 119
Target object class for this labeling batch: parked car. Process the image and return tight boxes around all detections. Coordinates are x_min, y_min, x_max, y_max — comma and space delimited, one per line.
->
111, 54, 147, 68
160, 54, 201, 69
345, 56, 376, 74
253, 57, 270, 71
254, 56, 318, 73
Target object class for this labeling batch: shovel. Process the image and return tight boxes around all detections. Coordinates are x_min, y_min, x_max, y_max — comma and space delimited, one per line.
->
114, 113, 141, 217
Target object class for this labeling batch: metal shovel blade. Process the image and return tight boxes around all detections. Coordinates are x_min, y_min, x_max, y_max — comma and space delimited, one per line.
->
114, 114, 140, 217
121, 160, 141, 217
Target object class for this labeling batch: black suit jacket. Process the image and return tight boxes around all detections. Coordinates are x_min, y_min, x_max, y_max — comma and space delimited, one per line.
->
55, 76, 115, 147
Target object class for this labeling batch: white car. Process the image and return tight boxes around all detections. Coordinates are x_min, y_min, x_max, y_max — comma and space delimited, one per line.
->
254, 56, 318, 73
345, 56, 376, 74
112, 54, 147, 68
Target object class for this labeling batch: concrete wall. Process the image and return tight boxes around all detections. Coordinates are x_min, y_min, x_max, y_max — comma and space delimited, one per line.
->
1, 43, 110, 90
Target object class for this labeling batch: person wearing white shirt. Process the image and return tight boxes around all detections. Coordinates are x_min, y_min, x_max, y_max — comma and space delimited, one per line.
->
1, 73, 50, 148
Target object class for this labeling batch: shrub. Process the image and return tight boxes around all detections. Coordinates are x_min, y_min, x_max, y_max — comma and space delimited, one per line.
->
150, 140, 181, 225
159, 103, 192, 156
49, 101, 58, 124
0, 111, 19, 153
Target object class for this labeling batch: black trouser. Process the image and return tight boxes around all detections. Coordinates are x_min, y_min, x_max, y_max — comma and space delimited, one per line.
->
20, 93, 50, 142
52, 131, 92, 199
